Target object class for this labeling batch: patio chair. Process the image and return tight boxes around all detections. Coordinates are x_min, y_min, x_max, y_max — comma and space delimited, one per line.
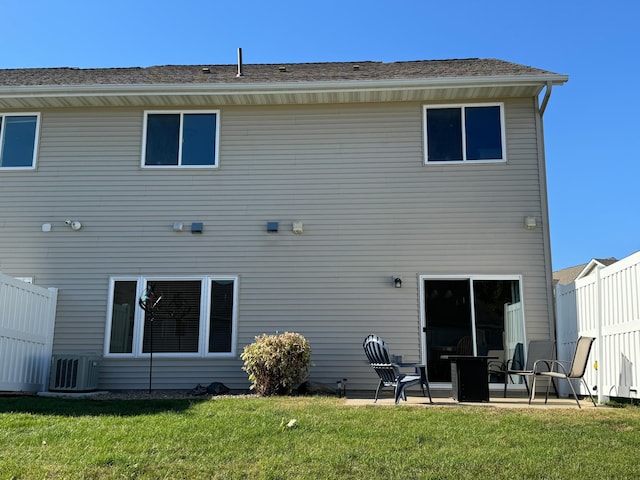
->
498, 340, 558, 399
456, 336, 474, 355
531, 336, 597, 408
488, 343, 522, 388
363, 334, 432, 404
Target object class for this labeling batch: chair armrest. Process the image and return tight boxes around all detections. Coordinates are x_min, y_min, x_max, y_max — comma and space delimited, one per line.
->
397, 362, 425, 374
503, 358, 524, 371
533, 359, 569, 375
397, 362, 417, 368
487, 362, 506, 374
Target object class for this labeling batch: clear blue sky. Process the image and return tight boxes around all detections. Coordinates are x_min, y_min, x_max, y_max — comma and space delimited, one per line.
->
3, 0, 638, 270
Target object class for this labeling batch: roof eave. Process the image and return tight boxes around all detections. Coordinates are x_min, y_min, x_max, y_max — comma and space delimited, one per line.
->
0, 74, 569, 108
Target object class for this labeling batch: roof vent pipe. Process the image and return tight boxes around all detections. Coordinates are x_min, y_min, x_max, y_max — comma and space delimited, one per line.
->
236, 48, 244, 77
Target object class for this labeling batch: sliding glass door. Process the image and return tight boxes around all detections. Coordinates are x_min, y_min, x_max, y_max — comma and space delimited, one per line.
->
423, 276, 524, 383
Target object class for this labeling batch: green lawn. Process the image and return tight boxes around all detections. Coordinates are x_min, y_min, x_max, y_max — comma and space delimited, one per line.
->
0, 395, 638, 479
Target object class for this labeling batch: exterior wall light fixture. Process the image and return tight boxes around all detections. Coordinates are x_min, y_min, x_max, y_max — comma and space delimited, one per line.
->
392, 276, 403, 288
524, 216, 537, 230
64, 220, 82, 231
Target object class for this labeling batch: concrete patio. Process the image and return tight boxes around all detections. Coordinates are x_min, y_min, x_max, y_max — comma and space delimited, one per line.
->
344, 391, 602, 409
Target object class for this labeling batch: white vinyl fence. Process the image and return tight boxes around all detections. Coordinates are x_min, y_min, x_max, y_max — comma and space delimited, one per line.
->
555, 251, 640, 402
0, 272, 58, 392
504, 301, 525, 368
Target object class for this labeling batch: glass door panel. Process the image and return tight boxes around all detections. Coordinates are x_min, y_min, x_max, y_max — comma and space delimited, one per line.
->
424, 279, 472, 382
473, 279, 523, 383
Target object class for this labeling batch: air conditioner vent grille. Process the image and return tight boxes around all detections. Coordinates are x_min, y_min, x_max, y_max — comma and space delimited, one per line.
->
49, 355, 100, 391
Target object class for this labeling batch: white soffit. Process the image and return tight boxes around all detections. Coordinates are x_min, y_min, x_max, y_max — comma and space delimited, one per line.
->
0, 75, 567, 109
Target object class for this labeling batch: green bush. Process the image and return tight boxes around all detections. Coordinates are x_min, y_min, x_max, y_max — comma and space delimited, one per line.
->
241, 332, 312, 396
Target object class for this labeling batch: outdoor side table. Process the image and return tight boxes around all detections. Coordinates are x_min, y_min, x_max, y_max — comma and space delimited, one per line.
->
398, 362, 433, 403
442, 355, 497, 402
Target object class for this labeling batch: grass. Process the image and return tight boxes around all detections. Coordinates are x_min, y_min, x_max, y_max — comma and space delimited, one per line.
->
0, 396, 639, 479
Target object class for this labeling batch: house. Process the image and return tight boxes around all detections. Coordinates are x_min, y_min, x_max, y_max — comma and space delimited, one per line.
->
553, 257, 618, 286
0, 56, 568, 393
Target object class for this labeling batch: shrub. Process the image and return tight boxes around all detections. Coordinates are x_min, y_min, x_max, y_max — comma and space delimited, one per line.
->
241, 332, 312, 396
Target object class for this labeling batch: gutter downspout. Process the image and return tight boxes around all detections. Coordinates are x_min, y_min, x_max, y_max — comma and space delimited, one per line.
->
534, 84, 557, 346
539, 81, 553, 117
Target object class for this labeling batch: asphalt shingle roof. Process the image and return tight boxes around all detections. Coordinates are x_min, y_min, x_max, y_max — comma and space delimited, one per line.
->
0, 58, 560, 87
553, 258, 618, 285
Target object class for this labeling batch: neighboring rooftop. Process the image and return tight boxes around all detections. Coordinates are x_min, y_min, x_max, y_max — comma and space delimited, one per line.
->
0, 58, 562, 87
553, 258, 618, 285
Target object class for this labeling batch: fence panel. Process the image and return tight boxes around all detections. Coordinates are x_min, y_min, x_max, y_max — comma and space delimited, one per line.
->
0, 273, 58, 392
555, 252, 640, 401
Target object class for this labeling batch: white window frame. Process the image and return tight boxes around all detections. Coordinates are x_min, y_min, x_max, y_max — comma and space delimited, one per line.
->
0, 112, 41, 170
423, 103, 506, 165
141, 110, 220, 169
104, 275, 238, 358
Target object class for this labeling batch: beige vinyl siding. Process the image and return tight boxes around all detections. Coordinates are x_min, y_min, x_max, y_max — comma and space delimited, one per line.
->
0, 97, 552, 391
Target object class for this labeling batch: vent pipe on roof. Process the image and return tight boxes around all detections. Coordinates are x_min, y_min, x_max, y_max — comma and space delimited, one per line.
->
236, 48, 244, 77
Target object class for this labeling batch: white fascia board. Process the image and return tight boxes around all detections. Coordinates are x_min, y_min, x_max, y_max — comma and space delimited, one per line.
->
575, 259, 606, 280
0, 73, 569, 100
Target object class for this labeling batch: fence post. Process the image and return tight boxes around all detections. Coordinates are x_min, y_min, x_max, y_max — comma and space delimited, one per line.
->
40, 287, 59, 392
596, 266, 604, 404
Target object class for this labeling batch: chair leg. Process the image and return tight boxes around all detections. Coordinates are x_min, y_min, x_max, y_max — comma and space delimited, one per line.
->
417, 367, 433, 404
580, 378, 598, 407
503, 373, 508, 398
565, 379, 582, 408
523, 375, 530, 398
424, 381, 433, 404
550, 378, 559, 398
374, 380, 384, 403
544, 374, 553, 405
542, 361, 559, 398
395, 383, 406, 404
529, 374, 537, 404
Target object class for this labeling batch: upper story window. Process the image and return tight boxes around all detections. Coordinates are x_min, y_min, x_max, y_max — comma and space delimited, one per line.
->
0, 113, 40, 169
423, 104, 505, 164
142, 110, 220, 168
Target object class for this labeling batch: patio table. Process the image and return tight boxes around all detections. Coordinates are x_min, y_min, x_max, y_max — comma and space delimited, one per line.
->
442, 355, 497, 402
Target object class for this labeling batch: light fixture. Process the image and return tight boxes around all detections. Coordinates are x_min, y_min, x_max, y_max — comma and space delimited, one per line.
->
392, 276, 402, 288
524, 216, 537, 230
64, 220, 82, 231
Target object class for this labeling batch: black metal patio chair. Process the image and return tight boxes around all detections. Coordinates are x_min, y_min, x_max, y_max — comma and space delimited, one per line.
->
363, 334, 432, 404
491, 340, 558, 399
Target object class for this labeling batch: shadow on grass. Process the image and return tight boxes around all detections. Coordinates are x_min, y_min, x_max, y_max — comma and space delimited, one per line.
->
0, 395, 208, 417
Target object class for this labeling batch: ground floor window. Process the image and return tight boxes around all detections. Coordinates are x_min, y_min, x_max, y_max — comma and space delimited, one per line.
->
106, 276, 237, 357
421, 276, 524, 383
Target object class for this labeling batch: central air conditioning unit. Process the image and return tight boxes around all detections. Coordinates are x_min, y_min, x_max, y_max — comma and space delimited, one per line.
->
49, 355, 101, 392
